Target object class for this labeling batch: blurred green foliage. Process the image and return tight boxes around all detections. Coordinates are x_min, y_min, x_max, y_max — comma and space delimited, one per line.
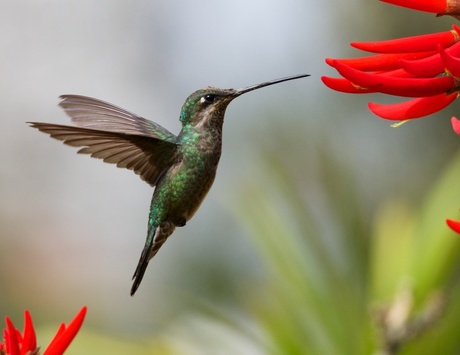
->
53, 146, 460, 355
234, 147, 460, 354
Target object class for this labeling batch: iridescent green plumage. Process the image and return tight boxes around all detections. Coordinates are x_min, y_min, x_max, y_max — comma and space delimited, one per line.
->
29, 74, 308, 295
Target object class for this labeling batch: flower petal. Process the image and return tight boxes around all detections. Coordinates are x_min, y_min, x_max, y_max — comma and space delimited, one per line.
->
326, 52, 434, 71
332, 60, 454, 97
399, 53, 443, 77
379, 0, 447, 13
43, 306, 87, 355
321, 76, 376, 94
451, 116, 460, 134
379, 69, 419, 78
21, 311, 37, 355
5, 317, 20, 355
400, 41, 460, 77
439, 45, 460, 77
368, 92, 457, 120
447, 218, 460, 233
351, 30, 456, 53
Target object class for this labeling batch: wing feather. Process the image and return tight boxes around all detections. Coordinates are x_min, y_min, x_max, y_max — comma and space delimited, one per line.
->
28, 122, 177, 187
59, 94, 177, 142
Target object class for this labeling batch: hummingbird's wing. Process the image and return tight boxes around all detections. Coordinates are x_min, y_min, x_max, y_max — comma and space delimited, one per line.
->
29, 122, 177, 186
58, 95, 177, 142
29, 123, 177, 187
29, 95, 180, 187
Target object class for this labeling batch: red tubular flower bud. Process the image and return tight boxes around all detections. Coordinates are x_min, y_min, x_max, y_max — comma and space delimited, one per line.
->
368, 92, 458, 120
326, 52, 434, 71
21, 311, 37, 354
332, 60, 455, 97
453, 24, 460, 35
399, 41, 460, 77
321, 76, 376, 94
447, 218, 460, 233
379, 69, 419, 78
451, 116, 460, 134
399, 53, 443, 77
5, 317, 20, 355
43, 306, 87, 355
439, 45, 460, 77
351, 30, 457, 53
379, 0, 447, 13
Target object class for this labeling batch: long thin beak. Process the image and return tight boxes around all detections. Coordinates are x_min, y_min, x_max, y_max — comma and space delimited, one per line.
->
235, 74, 309, 96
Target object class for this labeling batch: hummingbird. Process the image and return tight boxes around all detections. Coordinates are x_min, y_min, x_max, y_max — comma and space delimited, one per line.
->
28, 74, 309, 295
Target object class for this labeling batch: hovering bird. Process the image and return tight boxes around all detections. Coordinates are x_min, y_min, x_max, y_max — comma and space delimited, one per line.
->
29, 74, 308, 295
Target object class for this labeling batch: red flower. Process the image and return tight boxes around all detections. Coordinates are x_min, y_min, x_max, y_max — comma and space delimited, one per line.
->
447, 218, 460, 233
0, 307, 87, 355
323, 0, 460, 232
322, 5, 460, 128
451, 116, 460, 134
380, 0, 460, 17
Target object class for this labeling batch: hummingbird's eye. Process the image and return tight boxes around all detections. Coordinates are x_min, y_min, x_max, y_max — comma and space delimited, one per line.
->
201, 94, 215, 104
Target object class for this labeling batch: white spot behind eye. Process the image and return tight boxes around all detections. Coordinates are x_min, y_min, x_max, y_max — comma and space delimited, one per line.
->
200, 97, 206, 104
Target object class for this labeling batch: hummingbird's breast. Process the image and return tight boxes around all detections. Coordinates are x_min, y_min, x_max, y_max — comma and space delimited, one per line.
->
160, 129, 222, 225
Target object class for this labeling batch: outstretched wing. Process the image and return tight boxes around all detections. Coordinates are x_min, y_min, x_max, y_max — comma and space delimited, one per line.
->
29, 95, 179, 187
59, 94, 177, 142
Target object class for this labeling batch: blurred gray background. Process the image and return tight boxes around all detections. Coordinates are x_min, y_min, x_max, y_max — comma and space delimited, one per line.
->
1, 0, 458, 351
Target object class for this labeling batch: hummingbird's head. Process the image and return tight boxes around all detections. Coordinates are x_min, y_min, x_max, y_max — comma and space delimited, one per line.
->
179, 87, 238, 129
179, 74, 309, 128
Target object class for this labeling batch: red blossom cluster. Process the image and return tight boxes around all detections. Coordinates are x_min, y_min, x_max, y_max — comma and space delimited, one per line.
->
322, 22, 460, 123
0, 307, 86, 355
322, 0, 460, 233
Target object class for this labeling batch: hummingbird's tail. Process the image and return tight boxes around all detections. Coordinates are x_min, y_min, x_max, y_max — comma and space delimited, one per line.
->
130, 221, 176, 296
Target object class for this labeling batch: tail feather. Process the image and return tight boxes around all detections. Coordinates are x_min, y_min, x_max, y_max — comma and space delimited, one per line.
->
130, 247, 151, 296
130, 222, 175, 296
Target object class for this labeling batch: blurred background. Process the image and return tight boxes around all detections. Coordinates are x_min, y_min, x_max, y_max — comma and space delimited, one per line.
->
2, 0, 460, 353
